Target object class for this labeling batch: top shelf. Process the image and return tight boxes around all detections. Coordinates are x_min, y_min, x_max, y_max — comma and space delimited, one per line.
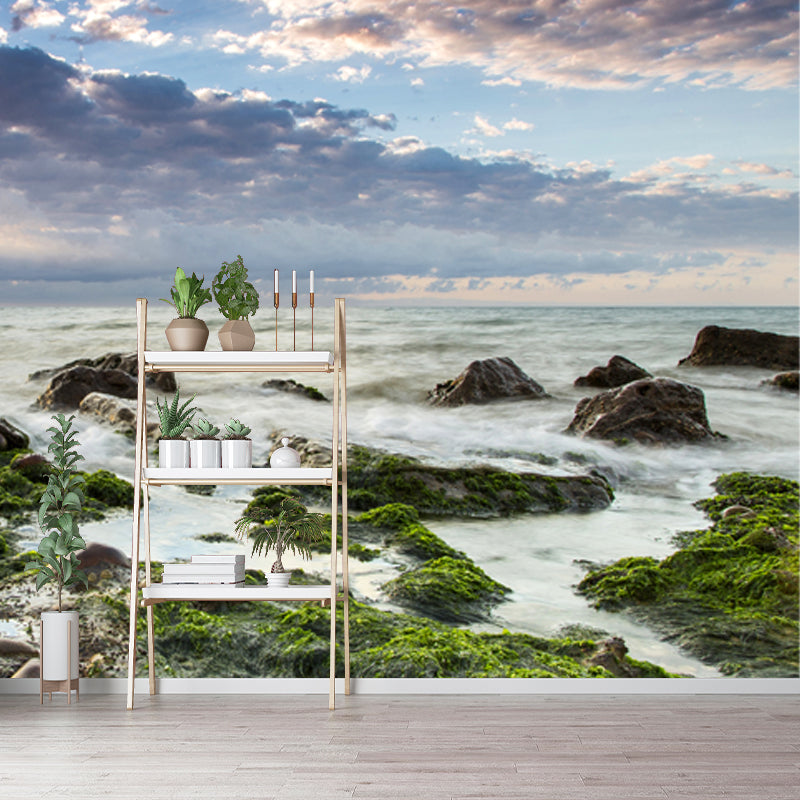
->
143, 350, 334, 373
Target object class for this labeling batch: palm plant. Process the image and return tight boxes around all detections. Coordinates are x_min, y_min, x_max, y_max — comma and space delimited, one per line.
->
25, 414, 88, 612
234, 496, 325, 574
156, 388, 198, 439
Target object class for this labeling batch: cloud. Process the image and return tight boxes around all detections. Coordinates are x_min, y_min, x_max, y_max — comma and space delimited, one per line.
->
330, 64, 372, 83
503, 117, 533, 132
472, 114, 502, 137
218, 0, 798, 90
0, 45, 795, 298
11, 1, 65, 31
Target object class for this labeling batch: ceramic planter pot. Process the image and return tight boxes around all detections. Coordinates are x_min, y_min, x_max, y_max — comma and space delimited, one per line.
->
190, 439, 221, 468
218, 319, 255, 351
159, 439, 190, 468
41, 610, 79, 682
267, 572, 291, 588
165, 318, 209, 351
221, 439, 252, 468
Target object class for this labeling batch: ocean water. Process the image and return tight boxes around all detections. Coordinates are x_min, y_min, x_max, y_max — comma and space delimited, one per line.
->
1, 303, 798, 676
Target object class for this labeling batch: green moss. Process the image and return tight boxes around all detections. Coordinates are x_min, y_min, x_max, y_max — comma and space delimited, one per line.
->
578, 473, 799, 676
357, 503, 420, 530
83, 469, 134, 507
0, 448, 31, 468
385, 522, 464, 561
382, 556, 511, 623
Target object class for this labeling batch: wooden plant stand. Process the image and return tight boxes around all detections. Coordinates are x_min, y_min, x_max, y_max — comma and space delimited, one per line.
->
39, 618, 79, 704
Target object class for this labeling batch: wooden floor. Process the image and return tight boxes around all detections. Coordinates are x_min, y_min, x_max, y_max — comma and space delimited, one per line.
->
1, 693, 798, 799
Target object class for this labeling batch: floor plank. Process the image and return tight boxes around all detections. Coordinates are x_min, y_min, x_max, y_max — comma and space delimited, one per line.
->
0, 694, 797, 799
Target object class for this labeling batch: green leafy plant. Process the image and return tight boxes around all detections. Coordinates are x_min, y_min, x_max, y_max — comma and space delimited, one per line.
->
156, 389, 198, 439
161, 267, 212, 318
212, 255, 259, 320
192, 419, 220, 439
223, 419, 251, 440
25, 414, 89, 612
235, 496, 325, 573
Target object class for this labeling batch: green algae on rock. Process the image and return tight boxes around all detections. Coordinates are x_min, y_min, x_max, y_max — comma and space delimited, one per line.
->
577, 472, 799, 677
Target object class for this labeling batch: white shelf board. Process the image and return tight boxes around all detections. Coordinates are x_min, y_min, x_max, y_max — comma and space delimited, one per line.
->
142, 584, 333, 603
143, 467, 333, 485
144, 350, 333, 368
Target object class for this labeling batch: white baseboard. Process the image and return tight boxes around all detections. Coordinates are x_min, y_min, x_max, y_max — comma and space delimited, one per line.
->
2, 677, 798, 695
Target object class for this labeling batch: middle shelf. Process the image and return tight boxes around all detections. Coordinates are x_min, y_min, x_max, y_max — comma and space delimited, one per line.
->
143, 467, 334, 486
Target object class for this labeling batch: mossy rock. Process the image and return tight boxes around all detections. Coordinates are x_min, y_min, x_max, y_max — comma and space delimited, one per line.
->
578, 472, 799, 676
382, 556, 511, 623
83, 469, 134, 508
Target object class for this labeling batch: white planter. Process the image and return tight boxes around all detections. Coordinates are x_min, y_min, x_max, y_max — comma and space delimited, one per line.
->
159, 439, 190, 468
267, 572, 291, 588
41, 610, 79, 682
190, 439, 221, 468
221, 439, 252, 468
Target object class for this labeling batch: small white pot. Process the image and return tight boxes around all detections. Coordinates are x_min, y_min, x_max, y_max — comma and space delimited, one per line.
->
159, 439, 190, 468
41, 610, 79, 682
190, 439, 221, 468
221, 439, 252, 468
267, 572, 291, 588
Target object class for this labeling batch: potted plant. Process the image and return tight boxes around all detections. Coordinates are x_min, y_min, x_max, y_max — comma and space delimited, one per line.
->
156, 389, 198, 468
161, 267, 213, 351
190, 418, 221, 468
234, 496, 325, 587
212, 255, 260, 350
25, 413, 89, 700
221, 418, 252, 468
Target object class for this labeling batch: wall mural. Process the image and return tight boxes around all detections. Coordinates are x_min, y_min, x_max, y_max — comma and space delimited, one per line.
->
0, 305, 797, 683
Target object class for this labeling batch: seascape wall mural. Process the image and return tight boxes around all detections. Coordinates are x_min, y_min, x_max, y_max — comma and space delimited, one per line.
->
0, 2, 797, 683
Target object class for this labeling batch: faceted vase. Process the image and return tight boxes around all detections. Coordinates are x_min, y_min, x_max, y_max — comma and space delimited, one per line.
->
218, 319, 255, 351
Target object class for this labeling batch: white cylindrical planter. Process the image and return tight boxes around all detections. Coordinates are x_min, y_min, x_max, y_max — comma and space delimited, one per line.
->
41, 610, 79, 681
190, 439, 221, 468
159, 439, 190, 468
267, 572, 291, 588
221, 439, 252, 468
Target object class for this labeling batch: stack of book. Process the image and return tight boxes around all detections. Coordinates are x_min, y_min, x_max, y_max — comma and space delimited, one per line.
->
161, 554, 245, 586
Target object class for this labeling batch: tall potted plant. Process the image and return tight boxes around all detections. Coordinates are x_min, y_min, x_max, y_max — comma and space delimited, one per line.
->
161, 266, 213, 351
234, 496, 325, 587
212, 255, 260, 351
25, 413, 89, 699
156, 388, 198, 468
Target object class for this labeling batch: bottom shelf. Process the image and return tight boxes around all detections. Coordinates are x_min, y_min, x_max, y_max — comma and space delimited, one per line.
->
142, 584, 333, 604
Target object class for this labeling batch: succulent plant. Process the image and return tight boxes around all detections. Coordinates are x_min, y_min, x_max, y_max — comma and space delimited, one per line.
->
223, 419, 251, 440
156, 389, 198, 439
192, 418, 220, 439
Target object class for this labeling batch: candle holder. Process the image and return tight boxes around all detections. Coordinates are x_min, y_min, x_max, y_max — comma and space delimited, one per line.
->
292, 290, 297, 351
310, 291, 315, 351
273, 291, 279, 351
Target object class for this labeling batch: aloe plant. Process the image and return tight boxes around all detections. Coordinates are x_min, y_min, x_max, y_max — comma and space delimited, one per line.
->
234, 496, 325, 573
193, 418, 220, 439
161, 267, 212, 318
212, 255, 259, 320
223, 419, 251, 440
156, 389, 198, 439
25, 414, 89, 612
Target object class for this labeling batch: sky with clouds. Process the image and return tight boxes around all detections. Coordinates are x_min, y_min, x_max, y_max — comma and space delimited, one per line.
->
0, 0, 797, 306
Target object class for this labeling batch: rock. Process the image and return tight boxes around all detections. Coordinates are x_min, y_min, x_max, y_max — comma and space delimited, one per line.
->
11, 658, 40, 678
0, 638, 39, 657
428, 357, 548, 407
37, 366, 137, 410
0, 417, 29, 451
9, 453, 51, 481
78, 392, 160, 439
76, 542, 130, 570
263, 379, 327, 401
678, 326, 799, 369
575, 355, 652, 388
30, 352, 175, 393
762, 371, 799, 392
566, 377, 723, 445
721, 505, 757, 520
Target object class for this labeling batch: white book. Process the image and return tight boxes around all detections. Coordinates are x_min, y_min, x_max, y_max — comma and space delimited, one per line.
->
161, 575, 246, 585
191, 554, 245, 565
163, 562, 244, 575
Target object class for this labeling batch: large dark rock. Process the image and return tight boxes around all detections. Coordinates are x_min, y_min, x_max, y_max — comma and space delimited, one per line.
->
762, 371, 799, 392
37, 366, 137, 410
575, 355, 652, 389
78, 392, 160, 439
0, 418, 29, 451
428, 357, 548, 407
30, 352, 176, 393
566, 377, 723, 445
678, 326, 799, 369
